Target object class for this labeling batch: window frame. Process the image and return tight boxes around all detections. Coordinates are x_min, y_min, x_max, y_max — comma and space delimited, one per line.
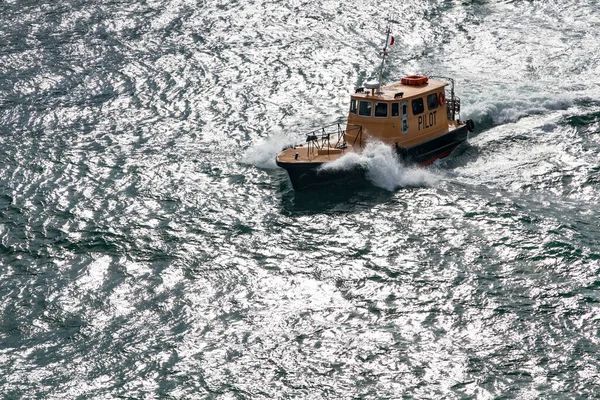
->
349, 99, 358, 114
427, 93, 439, 110
358, 100, 373, 117
391, 102, 399, 118
374, 102, 388, 118
412, 98, 425, 115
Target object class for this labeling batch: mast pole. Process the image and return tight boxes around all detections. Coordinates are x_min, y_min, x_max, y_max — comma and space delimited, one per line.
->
377, 23, 391, 88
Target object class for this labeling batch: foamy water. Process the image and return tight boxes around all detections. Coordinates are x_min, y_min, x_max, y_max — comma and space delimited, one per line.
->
240, 131, 295, 169
2, 0, 600, 398
321, 142, 441, 191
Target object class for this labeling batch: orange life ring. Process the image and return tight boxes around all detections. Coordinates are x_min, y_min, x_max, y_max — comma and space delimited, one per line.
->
439, 91, 446, 106
401, 75, 429, 86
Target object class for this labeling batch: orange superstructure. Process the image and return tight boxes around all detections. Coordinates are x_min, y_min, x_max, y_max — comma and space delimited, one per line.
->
345, 79, 452, 148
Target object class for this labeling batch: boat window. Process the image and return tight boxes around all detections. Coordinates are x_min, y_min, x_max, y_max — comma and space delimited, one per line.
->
427, 93, 438, 110
412, 98, 424, 115
359, 100, 372, 117
374, 102, 388, 118
391, 102, 399, 117
349, 99, 357, 114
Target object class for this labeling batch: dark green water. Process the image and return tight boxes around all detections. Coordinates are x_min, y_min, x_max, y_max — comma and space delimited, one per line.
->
1, 0, 599, 398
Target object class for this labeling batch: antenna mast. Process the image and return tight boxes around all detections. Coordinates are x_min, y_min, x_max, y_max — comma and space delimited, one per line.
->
376, 21, 392, 88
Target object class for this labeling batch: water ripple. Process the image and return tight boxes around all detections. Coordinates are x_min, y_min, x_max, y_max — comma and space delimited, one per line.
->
1, 0, 600, 398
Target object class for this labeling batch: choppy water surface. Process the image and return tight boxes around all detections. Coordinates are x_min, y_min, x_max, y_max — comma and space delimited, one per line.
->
1, 0, 600, 398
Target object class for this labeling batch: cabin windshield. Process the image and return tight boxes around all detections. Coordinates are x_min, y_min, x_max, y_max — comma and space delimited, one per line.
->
349, 99, 357, 114
359, 101, 372, 117
374, 102, 388, 118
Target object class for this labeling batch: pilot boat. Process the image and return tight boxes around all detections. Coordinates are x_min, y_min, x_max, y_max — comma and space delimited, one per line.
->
276, 27, 475, 190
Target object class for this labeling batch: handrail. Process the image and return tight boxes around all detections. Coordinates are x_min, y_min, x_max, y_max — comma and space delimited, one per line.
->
302, 122, 363, 160
429, 75, 460, 120
348, 124, 363, 149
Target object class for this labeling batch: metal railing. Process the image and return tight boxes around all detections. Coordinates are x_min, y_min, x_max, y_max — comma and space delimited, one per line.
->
429, 75, 461, 120
348, 124, 363, 149
447, 95, 461, 121
303, 122, 363, 159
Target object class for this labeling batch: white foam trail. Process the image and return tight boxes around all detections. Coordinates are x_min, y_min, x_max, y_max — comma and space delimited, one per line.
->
241, 130, 295, 169
321, 142, 441, 191
462, 91, 576, 125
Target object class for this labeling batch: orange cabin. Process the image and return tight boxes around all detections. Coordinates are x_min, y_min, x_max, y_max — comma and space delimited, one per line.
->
345, 79, 450, 149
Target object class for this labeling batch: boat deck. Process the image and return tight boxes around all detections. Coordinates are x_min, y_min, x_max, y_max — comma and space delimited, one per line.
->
276, 143, 355, 164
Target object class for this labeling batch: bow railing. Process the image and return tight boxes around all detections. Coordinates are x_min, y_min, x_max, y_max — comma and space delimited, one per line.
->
303, 123, 363, 159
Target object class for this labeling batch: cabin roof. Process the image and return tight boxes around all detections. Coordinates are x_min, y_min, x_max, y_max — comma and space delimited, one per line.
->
352, 79, 447, 101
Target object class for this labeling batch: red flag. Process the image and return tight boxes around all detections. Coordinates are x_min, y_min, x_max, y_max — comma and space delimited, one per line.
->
389, 35, 395, 46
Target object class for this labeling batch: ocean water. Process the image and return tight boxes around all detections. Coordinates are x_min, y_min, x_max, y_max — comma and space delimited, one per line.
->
1, 0, 599, 398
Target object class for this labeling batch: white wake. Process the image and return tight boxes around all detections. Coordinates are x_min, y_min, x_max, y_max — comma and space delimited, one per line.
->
321, 142, 441, 191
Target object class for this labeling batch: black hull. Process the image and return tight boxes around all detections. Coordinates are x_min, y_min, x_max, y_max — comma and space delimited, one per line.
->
277, 124, 470, 190
275, 160, 365, 191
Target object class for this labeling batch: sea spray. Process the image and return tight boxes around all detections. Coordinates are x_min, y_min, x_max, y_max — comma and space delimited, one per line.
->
241, 131, 295, 169
321, 142, 440, 191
